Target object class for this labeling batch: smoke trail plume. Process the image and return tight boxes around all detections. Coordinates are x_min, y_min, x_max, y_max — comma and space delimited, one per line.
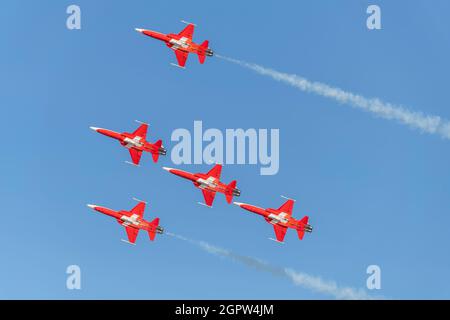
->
216, 55, 450, 140
166, 232, 377, 300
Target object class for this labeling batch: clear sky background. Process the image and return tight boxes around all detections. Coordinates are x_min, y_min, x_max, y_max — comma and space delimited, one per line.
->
1, 0, 449, 299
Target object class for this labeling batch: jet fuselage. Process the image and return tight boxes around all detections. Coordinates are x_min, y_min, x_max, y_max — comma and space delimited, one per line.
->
88, 205, 164, 234
139, 29, 213, 57
163, 168, 239, 195
91, 127, 166, 154
234, 203, 307, 230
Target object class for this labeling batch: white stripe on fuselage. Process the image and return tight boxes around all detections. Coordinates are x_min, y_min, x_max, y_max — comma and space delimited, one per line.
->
123, 136, 144, 149
197, 177, 220, 190
121, 214, 140, 226
268, 212, 289, 224
169, 37, 190, 50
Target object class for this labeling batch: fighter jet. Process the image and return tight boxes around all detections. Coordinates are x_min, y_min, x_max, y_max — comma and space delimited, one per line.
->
87, 199, 164, 245
135, 21, 213, 68
89, 120, 166, 166
162, 164, 240, 207
234, 197, 313, 243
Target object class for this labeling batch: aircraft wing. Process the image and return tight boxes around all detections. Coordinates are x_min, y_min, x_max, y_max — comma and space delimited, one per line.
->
277, 199, 295, 217
132, 123, 148, 140
206, 164, 222, 179
174, 50, 189, 68
178, 23, 194, 40
130, 201, 146, 218
202, 189, 216, 207
273, 224, 288, 242
125, 226, 139, 244
129, 149, 143, 165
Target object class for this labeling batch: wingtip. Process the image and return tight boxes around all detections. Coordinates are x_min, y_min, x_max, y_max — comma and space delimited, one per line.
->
281, 195, 296, 202
268, 238, 285, 244
132, 197, 148, 204
121, 239, 137, 246
180, 20, 197, 26
170, 63, 186, 69
125, 161, 140, 167
197, 202, 213, 208
134, 119, 149, 125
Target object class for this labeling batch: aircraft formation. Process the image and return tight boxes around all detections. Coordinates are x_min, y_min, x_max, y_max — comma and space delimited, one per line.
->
88, 22, 313, 245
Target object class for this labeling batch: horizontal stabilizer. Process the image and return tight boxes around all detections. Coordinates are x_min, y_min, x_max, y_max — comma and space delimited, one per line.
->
198, 40, 209, 64
148, 217, 160, 241
198, 53, 206, 64
225, 194, 233, 204
297, 216, 310, 240
225, 180, 237, 204
152, 139, 163, 163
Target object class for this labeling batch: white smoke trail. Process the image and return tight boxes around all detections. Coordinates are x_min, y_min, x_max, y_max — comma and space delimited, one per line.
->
166, 232, 378, 300
216, 55, 450, 140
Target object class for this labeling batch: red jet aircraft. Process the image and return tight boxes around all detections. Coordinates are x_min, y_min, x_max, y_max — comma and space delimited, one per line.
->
162, 164, 240, 207
135, 21, 213, 68
87, 199, 164, 245
90, 121, 166, 166
234, 197, 313, 243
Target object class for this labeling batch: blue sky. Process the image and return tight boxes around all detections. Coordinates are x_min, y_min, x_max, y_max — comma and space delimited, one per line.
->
1, 0, 450, 299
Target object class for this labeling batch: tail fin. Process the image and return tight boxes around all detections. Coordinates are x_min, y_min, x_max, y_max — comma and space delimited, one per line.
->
151, 140, 163, 163
225, 180, 237, 204
198, 40, 209, 64
297, 216, 309, 240
148, 217, 160, 241
225, 194, 233, 204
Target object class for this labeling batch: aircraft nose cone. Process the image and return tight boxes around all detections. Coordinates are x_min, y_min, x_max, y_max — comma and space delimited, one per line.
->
89, 126, 100, 132
233, 202, 245, 206
135, 28, 144, 33
162, 167, 173, 172
87, 204, 97, 209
